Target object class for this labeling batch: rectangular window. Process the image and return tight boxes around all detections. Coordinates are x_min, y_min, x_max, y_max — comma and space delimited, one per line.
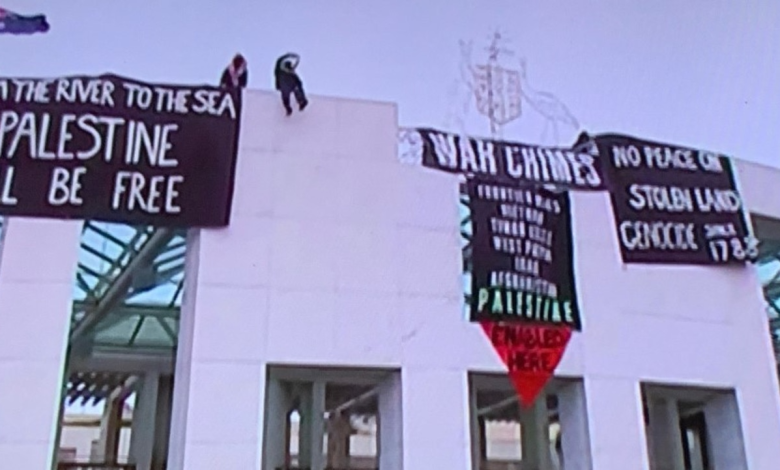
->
469, 373, 591, 470
641, 383, 747, 470
262, 365, 399, 470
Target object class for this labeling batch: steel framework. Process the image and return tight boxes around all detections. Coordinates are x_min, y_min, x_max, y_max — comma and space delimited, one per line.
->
66, 222, 186, 405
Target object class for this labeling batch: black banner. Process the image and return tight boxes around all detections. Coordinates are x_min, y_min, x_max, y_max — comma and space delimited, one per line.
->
417, 127, 606, 191
468, 177, 581, 330
594, 134, 757, 264
0, 74, 241, 227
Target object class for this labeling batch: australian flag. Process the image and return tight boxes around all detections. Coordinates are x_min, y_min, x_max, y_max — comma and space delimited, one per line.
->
0, 7, 49, 34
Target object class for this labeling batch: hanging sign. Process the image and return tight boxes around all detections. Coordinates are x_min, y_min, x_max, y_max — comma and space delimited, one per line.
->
415, 127, 607, 191
481, 321, 572, 407
593, 133, 757, 265
0, 74, 241, 227
467, 177, 581, 330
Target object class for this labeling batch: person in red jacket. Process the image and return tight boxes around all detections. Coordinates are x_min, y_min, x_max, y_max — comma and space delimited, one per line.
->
220, 54, 248, 89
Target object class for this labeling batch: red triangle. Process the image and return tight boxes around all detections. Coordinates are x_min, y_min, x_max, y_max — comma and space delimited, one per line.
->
480, 321, 572, 407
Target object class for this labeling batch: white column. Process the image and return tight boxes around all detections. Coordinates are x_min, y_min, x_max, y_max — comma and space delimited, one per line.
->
645, 397, 684, 470
326, 412, 351, 468
311, 382, 325, 470
401, 368, 471, 470
582, 378, 650, 470
167, 223, 269, 470
520, 398, 553, 470
467, 383, 482, 470
688, 431, 704, 470
130, 372, 160, 470
94, 397, 123, 462
298, 381, 326, 470
557, 381, 592, 470
152, 375, 174, 469
703, 393, 748, 470
298, 386, 311, 467
0, 218, 81, 469
378, 372, 403, 470
261, 377, 292, 470
166, 230, 199, 470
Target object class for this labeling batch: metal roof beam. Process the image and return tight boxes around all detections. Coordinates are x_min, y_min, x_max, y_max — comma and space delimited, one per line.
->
69, 348, 174, 375
82, 225, 150, 297
69, 228, 175, 344
72, 301, 180, 319
477, 395, 517, 416
109, 376, 139, 402
764, 282, 780, 301
331, 386, 379, 414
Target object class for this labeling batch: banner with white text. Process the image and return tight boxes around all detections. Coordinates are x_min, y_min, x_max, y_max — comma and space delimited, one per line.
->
593, 133, 757, 265
416, 127, 607, 191
0, 74, 241, 227
467, 177, 581, 330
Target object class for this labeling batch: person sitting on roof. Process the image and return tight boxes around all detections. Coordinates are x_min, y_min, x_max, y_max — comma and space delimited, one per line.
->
274, 52, 308, 115
220, 54, 248, 89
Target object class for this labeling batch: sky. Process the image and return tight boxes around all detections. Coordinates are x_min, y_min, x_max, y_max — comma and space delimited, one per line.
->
1, 0, 779, 168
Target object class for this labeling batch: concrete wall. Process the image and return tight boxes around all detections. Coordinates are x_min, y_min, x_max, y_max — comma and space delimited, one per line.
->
168, 89, 780, 469
0, 89, 774, 469
0, 87, 773, 469
0, 218, 82, 469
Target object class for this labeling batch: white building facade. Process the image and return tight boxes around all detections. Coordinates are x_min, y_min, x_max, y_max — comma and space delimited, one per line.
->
0, 90, 779, 470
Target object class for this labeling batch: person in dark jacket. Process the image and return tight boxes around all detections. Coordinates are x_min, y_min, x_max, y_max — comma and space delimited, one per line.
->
220, 54, 248, 89
274, 53, 308, 115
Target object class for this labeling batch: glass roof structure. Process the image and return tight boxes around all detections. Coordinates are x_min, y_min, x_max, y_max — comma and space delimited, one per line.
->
755, 235, 780, 363
752, 214, 780, 364
71, 222, 185, 352
66, 222, 185, 406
